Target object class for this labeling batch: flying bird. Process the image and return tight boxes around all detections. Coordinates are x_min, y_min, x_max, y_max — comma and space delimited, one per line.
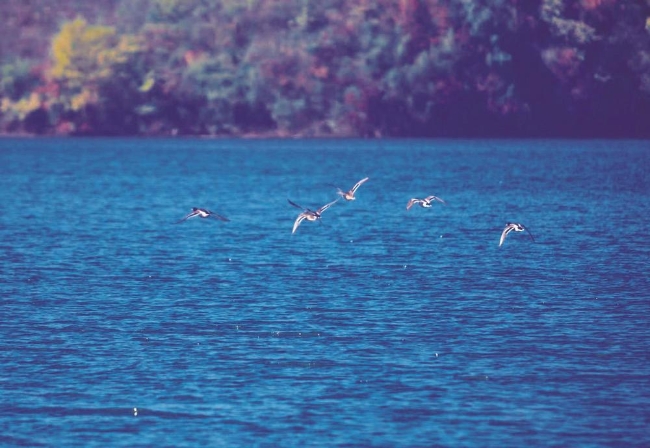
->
176, 207, 229, 223
499, 222, 535, 247
335, 177, 369, 201
288, 198, 338, 234
406, 195, 446, 210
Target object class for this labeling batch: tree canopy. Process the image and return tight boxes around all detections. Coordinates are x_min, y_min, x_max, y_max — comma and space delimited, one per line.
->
1, 0, 649, 137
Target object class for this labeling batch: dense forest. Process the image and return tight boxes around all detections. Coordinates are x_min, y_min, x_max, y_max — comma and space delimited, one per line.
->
1, 0, 649, 137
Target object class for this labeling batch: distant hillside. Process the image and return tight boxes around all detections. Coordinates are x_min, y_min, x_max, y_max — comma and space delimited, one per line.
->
1, 0, 649, 138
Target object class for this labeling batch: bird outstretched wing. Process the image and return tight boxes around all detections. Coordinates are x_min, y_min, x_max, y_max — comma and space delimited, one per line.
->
292, 214, 307, 234
350, 177, 369, 194
176, 210, 200, 223
406, 198, 420, 210
317, 199, 338, 214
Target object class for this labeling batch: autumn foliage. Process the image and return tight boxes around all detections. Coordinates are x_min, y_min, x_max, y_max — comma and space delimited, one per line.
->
1, 0, 649, 137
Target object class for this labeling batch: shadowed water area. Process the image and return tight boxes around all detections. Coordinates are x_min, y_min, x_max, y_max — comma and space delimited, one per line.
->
0, 138, 649, 446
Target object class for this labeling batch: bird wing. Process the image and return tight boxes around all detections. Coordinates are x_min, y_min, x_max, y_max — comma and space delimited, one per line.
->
292, 214, 307, 234
209, 212, 230, 222
425, 195, 446, 204
176, 210, 199, 223
288, 199, 307, 211
406, 198, 419, 210
523, 225, 535, 242
499, 225, 514, 247
317, 199, 338, 214
350, 177, 369, 194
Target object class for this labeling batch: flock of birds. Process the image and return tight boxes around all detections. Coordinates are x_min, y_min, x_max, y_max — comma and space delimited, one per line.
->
176, 177, 535, 247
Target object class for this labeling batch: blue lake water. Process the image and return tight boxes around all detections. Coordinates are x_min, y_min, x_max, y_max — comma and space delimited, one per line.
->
0, 138, 649, 446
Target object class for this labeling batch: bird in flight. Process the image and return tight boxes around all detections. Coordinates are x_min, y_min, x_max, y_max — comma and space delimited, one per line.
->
335, 177, 369, 201
406, 195, 446, 210
288, 198, 338, 234
499, 222, 535, 247
176, 207, 229, 223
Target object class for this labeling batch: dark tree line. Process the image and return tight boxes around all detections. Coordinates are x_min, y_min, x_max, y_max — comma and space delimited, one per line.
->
1, 0, 649, 137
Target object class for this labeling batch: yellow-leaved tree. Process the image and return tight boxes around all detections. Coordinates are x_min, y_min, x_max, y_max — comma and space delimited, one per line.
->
49, 16, 141, 121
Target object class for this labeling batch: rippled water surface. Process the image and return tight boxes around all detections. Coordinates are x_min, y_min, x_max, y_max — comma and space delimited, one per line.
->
1, 138, 649, 446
